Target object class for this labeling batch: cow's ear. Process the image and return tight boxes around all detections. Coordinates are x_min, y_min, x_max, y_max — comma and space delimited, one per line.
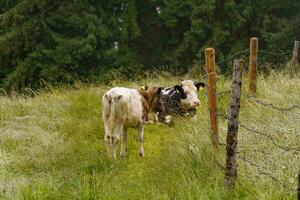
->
195, 82, 205, 91
174, 85, 187, 98
174, 85, 181, 93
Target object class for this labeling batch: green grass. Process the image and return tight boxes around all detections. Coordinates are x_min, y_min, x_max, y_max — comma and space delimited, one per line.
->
0, 71, 299, 199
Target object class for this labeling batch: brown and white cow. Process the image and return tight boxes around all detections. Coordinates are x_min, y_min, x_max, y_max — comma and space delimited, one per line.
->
102, 86, 162, 159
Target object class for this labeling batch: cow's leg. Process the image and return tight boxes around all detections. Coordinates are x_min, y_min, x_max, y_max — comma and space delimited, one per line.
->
103, 121, 111, 141
103, 115, 112, 158
120, 128, 127, 158
102, 95, 111, 140
157, 112, 168, 123
137, 124, 145, 157
111, 123, 123, 159
157, 112, 173, 125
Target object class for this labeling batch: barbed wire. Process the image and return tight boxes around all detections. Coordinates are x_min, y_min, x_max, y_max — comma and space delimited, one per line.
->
216, 95, 300, 118
217, 90, 231, 97
215, 49, 249, 66
218, 141, 227, 146
238, 154, 280, 183
219, 126, 299, 154
239, 123, 300, 152
216, 112, 228, 120
214, 81, 300, 191
216, 110, 300, 152
216, 141, 296, 195
238, 151, 298, 193
217, 113, 300, 152
203, 47, 299, 194
249, 97, 300, 111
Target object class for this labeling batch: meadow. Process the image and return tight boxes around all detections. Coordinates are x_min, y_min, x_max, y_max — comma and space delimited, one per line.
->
0, 70, 299, 199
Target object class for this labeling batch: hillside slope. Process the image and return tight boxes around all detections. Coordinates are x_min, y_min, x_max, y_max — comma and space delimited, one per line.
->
0, 72, 299, 199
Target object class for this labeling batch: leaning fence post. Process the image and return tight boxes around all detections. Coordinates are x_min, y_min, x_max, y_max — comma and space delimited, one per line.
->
249, 37, 258, 96
225, 59, 243, 187
205, 48, 219, 148
292, 40, 299, 65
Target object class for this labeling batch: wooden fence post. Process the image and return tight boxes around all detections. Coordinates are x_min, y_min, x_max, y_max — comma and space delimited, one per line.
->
205, 48, 219, 148
240, 59, 245, 74
292, 40, 299, 65
225, 59, 243, 187
249, 37, 258, 96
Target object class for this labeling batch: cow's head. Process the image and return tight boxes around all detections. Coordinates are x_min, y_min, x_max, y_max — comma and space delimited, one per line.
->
174, 80, 205, 110
139, 86, 163, 112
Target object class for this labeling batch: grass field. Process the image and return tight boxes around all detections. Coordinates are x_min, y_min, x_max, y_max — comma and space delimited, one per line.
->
0, 71, 299, 199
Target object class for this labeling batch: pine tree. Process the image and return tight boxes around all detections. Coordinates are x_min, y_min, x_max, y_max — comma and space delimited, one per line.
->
0, 0, 299, 90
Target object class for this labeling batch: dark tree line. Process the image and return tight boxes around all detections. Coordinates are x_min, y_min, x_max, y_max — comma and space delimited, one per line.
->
0, 0, 299, 90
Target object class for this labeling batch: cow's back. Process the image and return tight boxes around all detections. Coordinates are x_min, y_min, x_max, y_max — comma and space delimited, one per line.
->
102, 87, 143, 128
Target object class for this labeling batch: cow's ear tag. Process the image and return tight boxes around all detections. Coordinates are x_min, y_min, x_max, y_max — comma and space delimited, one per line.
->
140, 85, 146, 90
175, 89, 180, 93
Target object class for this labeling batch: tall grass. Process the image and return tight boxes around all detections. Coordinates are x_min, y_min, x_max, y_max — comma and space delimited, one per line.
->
0, 70, 299, 199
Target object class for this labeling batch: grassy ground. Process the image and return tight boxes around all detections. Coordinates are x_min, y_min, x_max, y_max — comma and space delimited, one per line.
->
0, 71, 299, 199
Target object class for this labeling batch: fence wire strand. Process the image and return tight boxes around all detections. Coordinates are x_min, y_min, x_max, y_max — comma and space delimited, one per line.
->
249, 97, 300, 111
239, 123, 300, 152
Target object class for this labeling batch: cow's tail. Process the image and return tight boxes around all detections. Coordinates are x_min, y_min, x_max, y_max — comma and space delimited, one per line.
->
110, 96, 116, 119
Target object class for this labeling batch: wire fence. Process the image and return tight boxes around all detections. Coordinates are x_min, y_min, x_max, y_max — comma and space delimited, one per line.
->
216, 91, 300, 194
248, 97, 300, 111
203, 45, 299, 193
202, 45, 300, 197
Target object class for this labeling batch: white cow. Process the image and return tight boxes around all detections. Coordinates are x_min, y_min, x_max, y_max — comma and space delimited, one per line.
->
102, 86, 162, 159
